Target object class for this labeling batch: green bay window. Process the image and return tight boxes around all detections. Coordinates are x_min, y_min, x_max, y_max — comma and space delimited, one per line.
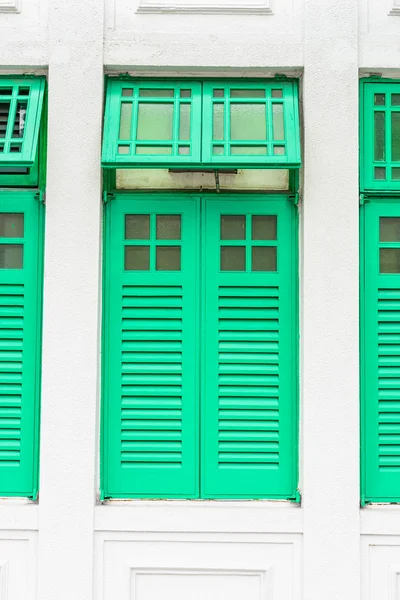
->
101, 77, 300, 500
0, 77, 45, 498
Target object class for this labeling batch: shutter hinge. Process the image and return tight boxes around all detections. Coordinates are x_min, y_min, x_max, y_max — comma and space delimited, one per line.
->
35, 190, 45, 204
274, 73, 288, 81
289, 192, 299, 205
103, 192, 115, 204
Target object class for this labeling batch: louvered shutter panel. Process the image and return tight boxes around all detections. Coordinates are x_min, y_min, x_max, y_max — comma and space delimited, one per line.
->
0, 192, 42, 497
202, 197, 297, 498
104, 195, 199, 498
363, 200, 400, 501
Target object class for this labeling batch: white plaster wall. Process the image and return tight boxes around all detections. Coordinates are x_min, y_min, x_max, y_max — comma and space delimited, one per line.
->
0, 0, 398, 599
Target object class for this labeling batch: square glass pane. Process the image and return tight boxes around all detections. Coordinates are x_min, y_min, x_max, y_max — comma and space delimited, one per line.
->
252, 215, 277, 240
272, 104, 284, 140
179, 104, 191, 140
374, 167, 386, 180
392, 94, 400, 106
380, 248, 400, 274
156, 214, 181, 240
374, 112, 385, 161
380, 217, 400, 242
374, 94, 385, 106
156, 246, 181, 271
125, 246, 150, 270
139, 89, 174, 97
178, 146, 190, 155
272, 89, 283, 98
180, 90, 191, 98
221, 215, 246, 240
0, 214, 24, 238
125, 214, 150, 240
230, 89, 266, 98
230, 104, 266, 141
392, 112, 400, 162
252, 246, 277, 271
0, 245, 23, 269
393, 167, 400, 180
213, 104, 224, 141
273, 146, 285, 155
213, 146, 224, 155
221, 246, 245, 271
137, 103, 174, 141
213, 89, 224, 98
118, 145, 130, 154
119, 103, 132, 140
122, 88, 133, 97
18, 87, 30, 96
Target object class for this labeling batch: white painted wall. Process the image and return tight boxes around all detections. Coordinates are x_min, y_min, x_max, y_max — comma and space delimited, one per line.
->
0, 0, 398, 598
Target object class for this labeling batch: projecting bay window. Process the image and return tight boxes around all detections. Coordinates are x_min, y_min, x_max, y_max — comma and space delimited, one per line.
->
361, 80, 400, 503
101, 78, 300, 500
0, 78, 45, 498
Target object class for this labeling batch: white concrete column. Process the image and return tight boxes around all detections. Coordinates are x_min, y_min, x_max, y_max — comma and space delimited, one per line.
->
37, 1, 103, 598
302, 1, 360, 599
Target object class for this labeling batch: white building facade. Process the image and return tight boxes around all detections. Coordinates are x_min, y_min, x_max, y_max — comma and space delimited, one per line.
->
0, 0, 398, 598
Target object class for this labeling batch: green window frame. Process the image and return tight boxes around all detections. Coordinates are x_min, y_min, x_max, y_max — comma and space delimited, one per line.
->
101, 194, 299, 500
102, 78, 301, 169
0, 77, 45, 167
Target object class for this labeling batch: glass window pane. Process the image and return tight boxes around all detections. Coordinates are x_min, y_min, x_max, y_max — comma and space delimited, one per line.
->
392, 112, 400, 162
221, 246, 246, 271
137, 103, 174, 141
393, 167, 400, 180
156, 246, 181, 271
125, 214, 150, 240
0, 102, 10, 138
122, 88, 133, 97
125, 246, 150, 270
374, 94, 385, 106
139, 89, 174, 97
136, 146, 172, 155
272, 89, 283, 98
393, 95, 400, 106
231, 104, 267, 141
252, 215, 277, 240
380, 248, 400, 274
213, 146, 224, 155
178, 146, 190, 155
0, 214, 24, 238
179, 104, 191, 141
12, 101, 27, 138
252, 246, 277, 271
0, 245, 23, 269
375, 167, 386, 180
230, 89, 265, 98
180, 90, 191, 98
156, 215, 181, 240
272, 104, 284, 140
380, 217, 400, 242
221, 215, 246, 240
231, 146, 267, 155
118, 145, 130, 154
273, 146, 285, 155
119, 103, 132, 140
213, 89, 224, 98
213, 104, 224, 141
374, 112, 385, 161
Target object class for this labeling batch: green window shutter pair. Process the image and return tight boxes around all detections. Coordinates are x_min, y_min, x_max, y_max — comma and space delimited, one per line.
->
102, 194, 298, 499
101, 79, 301, 169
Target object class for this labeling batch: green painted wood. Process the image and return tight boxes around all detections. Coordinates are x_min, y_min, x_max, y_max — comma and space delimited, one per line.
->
201, 197, 297, 498
102, 79, 202, 168
361, 80, 400, 193
362, 199, 400, 501
202, 81, 301, 168
103, 195, 200, 498
0, 191, 43, 497
0, 78, 45, 167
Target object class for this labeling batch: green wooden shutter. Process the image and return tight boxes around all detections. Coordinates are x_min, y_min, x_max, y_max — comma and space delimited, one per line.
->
202, 81, 301, 168
201, 197, 297, 498
103, 195, 200, 498
0, 192, 43, 497
0, 78, 45, 167
362, 199, 400, 501
102, 80, 202, 168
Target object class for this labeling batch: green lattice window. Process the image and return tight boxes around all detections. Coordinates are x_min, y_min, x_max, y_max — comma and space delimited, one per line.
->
361, 81, 400, 192
102, 80, 202, 167
102, 79, 301, 169
0, 78, 45, 167
202, 81, 300, 167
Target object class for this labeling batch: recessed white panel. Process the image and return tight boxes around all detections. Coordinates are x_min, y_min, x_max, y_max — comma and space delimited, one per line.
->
137, 0, 273, 14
